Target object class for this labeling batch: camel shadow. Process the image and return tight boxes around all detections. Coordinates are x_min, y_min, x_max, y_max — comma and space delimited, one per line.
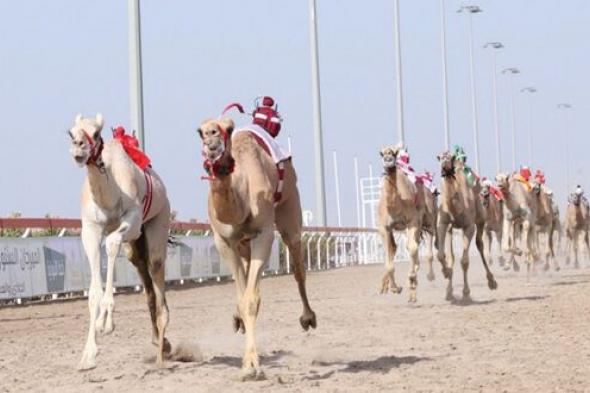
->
206, 350, 293, 369
551, 279, 590, 287
505, 295, 547, 302
313, 355, 430, 375
450, 298, 496, 307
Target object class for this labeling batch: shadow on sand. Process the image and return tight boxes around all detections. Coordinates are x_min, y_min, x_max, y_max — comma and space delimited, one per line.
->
206, 350, 293, 369
505, 295, 547, 302
312, 355, 430, 375
449, 298, 496, 307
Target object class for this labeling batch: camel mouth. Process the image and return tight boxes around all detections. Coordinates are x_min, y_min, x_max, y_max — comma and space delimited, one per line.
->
74, 155, 86, 165
381, 157, 396, 169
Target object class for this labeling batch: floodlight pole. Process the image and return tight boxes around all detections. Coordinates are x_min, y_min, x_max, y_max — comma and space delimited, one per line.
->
458, 4, 482, 173
502, 67, 520, 172
308, 0, 327, 226
484, 42, 504, 173
440, 0, 451, 150
128, 0, 145, 150
393, 0, 405, 143
521, 87, 537, 167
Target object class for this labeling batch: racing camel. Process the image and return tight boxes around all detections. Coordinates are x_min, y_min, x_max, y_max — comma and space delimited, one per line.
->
436, 148, 497, 301
68, 114, 171, 370
377, 144, 438, 303
197, 117, 316, 380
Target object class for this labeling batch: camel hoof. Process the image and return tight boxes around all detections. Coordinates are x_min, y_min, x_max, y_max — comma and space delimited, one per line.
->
77, 349, 97, 371
554, 265, 561, 272
445, 292, 455, 302
239, 367, 265, 382
513, 261, 520, 272
408, 296, 417, 303
300, 311, 317, 331
391, 286, 403, 294
487, 278, 498, 290
426, 271, 435, 281
233, 314, 245, 334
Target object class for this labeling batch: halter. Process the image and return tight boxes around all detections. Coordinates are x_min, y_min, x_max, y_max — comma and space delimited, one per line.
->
201, 124, 235, 180
82, 129, 104, 169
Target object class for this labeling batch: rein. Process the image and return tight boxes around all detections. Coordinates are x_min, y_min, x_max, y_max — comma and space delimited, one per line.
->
82, 130, 105, 170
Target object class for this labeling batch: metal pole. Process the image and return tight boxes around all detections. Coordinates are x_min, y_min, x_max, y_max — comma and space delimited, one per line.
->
509, 75, 517, 171
439, 0, 450, 150
308, 0, 327, 227
354, 156, 361, 228
128, 0, 145, 150
287, 135, 292, 154
565, 111, 570, 192
466, 12, 480, 172
491, 50, 501, 173
332, 151, 342, 227
527, 94, 533, 166
393, 0, 405, 143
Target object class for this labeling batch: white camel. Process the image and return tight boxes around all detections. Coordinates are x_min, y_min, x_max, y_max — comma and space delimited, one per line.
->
68, 114, 171, 370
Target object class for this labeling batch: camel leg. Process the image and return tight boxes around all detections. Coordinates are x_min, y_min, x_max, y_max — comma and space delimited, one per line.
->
126, 238, 170, 363
78, 223, 103, 371
496, 229, 506, 267
275, 193, 317, 330
406, 225, 421, 303
522, 220, 534, 282
239, 226, 273, 381
501, 218, 515, 271
549, 225, 560, 271
483, 228, 492, 266
437, 221, 455, 300
475, 223, 498, 291
142, 210, 172, 367
214, 234, 247, 333
96, 210, 142, 334
460, 225, 475, 301
574, 230, 580, 269
565, 234, 571, 265
379, 227, 402, 294
425, 233, 435, 282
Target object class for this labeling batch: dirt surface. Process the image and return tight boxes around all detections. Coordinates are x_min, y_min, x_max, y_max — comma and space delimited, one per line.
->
1, 257, 589, 392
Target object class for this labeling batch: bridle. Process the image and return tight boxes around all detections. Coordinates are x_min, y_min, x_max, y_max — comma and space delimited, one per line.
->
440, 156, 455, 178
81, 129, 104, 170
201, 124, 235, 180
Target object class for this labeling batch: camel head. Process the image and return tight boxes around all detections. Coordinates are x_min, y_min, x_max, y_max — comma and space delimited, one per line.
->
495, 173, 510, 193
197, 118, 235, 178
568, 190, 584, 207
437, 151, 455, 178
68, 114, 105, 167
379, 145, 399, 171
480, 179, 492, 206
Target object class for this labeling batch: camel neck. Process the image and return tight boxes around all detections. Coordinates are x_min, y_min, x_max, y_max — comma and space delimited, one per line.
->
209, 173, 246, 225
86, 163, 120, 211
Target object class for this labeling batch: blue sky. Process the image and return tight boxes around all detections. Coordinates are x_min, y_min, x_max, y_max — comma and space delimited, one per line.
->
1, 0, 588, 225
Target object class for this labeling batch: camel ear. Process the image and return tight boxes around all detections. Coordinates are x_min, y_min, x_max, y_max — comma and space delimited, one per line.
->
67, 129, 74, 140
218, 118, 235, 135
197, 127, 203, 138
436, 154, 442, 162
95, 113, 104, 131
75, 114, 83, 125
379, 150, 384, 157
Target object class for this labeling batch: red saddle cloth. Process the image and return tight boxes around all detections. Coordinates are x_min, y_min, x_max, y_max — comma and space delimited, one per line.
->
112, 126, 151, 170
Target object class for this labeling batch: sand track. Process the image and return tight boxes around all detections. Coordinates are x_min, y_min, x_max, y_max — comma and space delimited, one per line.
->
1, 258, 589, 392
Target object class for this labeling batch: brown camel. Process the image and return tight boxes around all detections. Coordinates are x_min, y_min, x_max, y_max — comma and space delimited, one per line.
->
68, 114, 170, 370
197, 117, 316, 380
377, 145, 438, 303
532, 183, 559, 272
479, 180, 504, 267
564, 189, 590, 268
436, 150, 497, 301
495, 173, 538, 276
